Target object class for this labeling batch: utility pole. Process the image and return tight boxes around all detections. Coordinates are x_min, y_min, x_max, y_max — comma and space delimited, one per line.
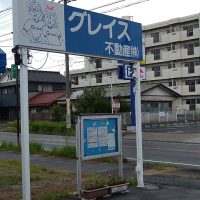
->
64, 0, 72, 129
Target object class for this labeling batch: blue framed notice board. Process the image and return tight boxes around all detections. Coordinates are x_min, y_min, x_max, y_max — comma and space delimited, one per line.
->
80, 115, 121, 160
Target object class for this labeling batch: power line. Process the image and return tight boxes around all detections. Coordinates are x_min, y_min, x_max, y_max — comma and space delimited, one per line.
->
102, 0, 149, 13
0, 32, 13, 38
0, 11, 12, 18
91, 0, 127, 11
0, 7, 12, 14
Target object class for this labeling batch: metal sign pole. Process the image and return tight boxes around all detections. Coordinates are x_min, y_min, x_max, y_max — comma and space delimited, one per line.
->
135, 61, 144, 187
76, 117, 82, 199
130, 79, 136, 126
20, 47, 31, 199
118, 115, 123, 178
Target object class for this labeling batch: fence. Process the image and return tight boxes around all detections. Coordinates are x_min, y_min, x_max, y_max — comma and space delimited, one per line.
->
121, 110, 200, 127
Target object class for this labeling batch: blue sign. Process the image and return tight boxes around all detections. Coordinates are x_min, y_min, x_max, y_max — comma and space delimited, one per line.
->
117, 63, 135, 80
0, 48, 7, 73
81, 115, 121, 160
65, 5, 142, 61
123, 64, 135, 79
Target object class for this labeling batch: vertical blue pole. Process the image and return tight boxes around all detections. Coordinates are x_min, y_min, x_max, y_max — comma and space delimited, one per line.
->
131, 79, 136, 126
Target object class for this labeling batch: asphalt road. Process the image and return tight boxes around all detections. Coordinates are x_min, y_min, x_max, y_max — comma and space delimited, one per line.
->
143, 125, 200, 134
123, 139, 200, 166
0, 125, 200, 166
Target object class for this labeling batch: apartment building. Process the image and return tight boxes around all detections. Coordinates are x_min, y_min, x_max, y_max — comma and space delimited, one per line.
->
70, 13, 200, 111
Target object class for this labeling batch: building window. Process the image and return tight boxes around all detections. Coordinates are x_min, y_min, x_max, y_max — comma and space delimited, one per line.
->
1, 88, 8, 94
167, 26, 175, 34
30, 108, 37, 113
151, 49, 161, 60
186, 99, 196, 110
169, 80, 176, 87
167, 44, 176, 51
184, 44, 194, 55
53, 84, 65, 91
152, 66, 161, 77
185, 80, 195, 92
184, 43, 199, 55
95, 59, 102, 68
151, 32, 160, 43
185, 62, 195, 73
168, 63, 176, 69
183, 25, 194, 37
72, 76, 79, 85
195, 60, 200, 66
188, 44, 194, 55
196, 79, 200, 84
81, 74, 86, 79
183, 24, 199, 37
95, 73, 102, 83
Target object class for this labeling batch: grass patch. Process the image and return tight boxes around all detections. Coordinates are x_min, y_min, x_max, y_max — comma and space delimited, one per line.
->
0, 142, 45, 154
93, 156, 118, 163
0, 142, 21, 152
30, 143, 45, 154
0, 142, 77, 159
150, 163, 173, 171
0, 159, 76, 200
8, 120, 76, 136
38, 189, 68, 200
128, 177, 137, 186
50, 146, 76, 159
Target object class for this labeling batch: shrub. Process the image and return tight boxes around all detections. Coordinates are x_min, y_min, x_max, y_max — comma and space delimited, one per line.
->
50, 146, 76, 158
0, 142, 21, 152
29, 143, 45, 154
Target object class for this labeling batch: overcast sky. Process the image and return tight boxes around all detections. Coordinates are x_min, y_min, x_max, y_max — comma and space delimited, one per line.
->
70, 0, 200, 25
1, 0, 200, 25
1, 0, 200, 73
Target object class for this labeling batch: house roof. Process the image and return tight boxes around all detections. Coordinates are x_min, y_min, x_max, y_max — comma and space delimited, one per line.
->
29, 92, 65, 107
28, 70, 66, 83
0, 69, 66, 84
141, 83, 181, 97
49, 83, 182, 102
105, 83, 181, 98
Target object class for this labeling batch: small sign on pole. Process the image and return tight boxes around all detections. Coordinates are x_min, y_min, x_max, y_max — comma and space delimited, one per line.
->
112, 100, 120, 113
11, 64, 18, 79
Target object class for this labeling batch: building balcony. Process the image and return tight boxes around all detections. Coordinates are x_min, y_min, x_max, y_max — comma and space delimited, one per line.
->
146, 50, 181, 64
146, 47, 200, 64
181, 47, 200, 59
144, 28, 200, 47
146, 71, 163, 81
146, 64, 200, 81
180, 28, 200, 41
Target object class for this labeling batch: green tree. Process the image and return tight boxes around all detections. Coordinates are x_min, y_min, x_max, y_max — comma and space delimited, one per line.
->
76, 87, 111, 113
52, 105, 65, 121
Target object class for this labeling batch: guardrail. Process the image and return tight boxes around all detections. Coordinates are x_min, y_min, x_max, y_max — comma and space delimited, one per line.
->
121, 111, 200, 127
